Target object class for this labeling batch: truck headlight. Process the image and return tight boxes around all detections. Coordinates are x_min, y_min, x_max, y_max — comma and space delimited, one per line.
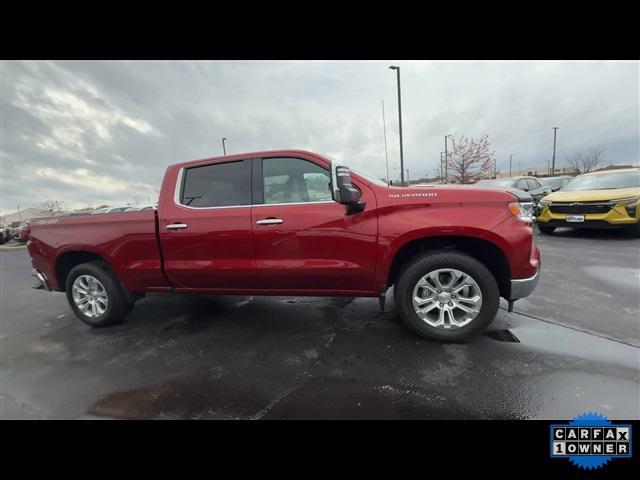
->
508, 201, 535, 222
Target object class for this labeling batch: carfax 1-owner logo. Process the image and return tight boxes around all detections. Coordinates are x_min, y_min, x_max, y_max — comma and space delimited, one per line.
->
550, 412, 632, 470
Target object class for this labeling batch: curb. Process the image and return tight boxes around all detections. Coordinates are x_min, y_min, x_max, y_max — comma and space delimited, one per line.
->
0, 244, 27, 251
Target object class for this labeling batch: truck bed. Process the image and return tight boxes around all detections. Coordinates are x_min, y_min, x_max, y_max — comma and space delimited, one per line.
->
28, 211, 170, 292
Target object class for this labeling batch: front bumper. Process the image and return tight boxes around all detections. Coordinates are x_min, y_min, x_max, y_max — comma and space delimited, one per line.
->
509, 269, 539, 300
537, 202, 639, 227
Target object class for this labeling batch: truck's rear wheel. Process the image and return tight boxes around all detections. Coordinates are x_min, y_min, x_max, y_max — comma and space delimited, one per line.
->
395, 250, 499, 342
65, 261, 131, 327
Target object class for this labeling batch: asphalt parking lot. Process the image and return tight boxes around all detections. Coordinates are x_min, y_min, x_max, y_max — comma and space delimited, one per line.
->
1, 229, 638, 420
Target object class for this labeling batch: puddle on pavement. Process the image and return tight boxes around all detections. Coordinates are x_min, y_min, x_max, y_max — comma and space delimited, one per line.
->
531, 371, 640, 419
87, 374, 279, 419
261, 377, 509, 420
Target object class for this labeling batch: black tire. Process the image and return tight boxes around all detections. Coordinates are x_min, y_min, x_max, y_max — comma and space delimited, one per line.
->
395, 250, 500, 342
537, 224, 556, 235
65, 261, 131, 327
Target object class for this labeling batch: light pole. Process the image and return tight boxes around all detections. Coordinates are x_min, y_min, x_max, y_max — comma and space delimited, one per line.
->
440, 151, 446, 184
382, 100, 390, 185
493, 158, 497, 178
222, 137, 227, 156
551, 127, 559, 175
444, 135, 454, 183
389, 66, 404, 186
393, 167, 409, 185
509, 154, 515, 178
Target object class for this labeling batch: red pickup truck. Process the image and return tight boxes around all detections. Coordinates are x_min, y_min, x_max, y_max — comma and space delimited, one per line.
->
27, 150, 540, 341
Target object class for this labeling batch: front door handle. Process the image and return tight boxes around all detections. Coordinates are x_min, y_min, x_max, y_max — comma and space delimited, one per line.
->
166, 223, 188, 230
256, 218, 283, 225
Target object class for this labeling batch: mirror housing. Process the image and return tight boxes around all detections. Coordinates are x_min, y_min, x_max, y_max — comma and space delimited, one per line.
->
331, 162, 366, 215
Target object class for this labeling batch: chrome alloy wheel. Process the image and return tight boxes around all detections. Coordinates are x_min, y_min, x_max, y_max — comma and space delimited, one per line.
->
72, 274, 108, 318
411, 268, 483, 329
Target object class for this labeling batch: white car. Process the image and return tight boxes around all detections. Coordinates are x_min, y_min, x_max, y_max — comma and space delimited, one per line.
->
123, 205, 156, 212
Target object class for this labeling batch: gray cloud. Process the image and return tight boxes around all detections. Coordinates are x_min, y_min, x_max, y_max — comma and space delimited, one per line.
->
1, 60, 638, 213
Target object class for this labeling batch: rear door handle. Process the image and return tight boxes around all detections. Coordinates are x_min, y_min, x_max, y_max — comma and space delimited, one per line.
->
166, 223, 188, 230
256, 218, 283, 225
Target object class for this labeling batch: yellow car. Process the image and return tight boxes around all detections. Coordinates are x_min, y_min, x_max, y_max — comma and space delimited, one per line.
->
536, 168, 640, 236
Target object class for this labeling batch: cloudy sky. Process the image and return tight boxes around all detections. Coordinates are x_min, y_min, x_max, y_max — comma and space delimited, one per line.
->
1, 60, 638, 213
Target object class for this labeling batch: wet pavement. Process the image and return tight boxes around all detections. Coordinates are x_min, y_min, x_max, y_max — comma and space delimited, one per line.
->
1, 229, 639, 420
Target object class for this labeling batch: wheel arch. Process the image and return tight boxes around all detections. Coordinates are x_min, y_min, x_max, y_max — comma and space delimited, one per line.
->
55, 249, 112, 292
386, 235, 512, 300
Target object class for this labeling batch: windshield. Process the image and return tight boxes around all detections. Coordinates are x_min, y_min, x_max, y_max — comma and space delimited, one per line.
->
322, 153, 389, 186
539, 177, 566, 188
351, 168, 389, 186
476, 179, 514, 188
563, 171, 640, 191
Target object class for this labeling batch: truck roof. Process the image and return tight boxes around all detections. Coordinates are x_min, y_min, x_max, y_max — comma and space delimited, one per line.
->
174, 149, 329, 170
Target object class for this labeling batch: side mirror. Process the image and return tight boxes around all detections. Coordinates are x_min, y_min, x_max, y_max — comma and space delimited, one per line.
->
331, 162, 366, 215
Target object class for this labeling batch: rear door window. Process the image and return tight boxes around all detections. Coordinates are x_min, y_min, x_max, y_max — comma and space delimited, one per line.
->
180, 160, 251, 208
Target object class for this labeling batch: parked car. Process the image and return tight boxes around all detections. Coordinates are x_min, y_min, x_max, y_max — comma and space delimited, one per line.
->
66, 210, 94, 216
91, 207, 111, 215
9, 221, 22, 237
536, 168, 640, 236
0, 223, 7, 244
539, 175, 574, 192
90, 206, 129, 214
475, 177, 552, 204
104, 206, 130, 213
123, 205, 155, 212
15, 221, 30, 243
27, 150, 540, 342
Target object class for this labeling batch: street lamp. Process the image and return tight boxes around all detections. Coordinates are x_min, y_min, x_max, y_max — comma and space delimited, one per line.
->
444, 134, 454, 183
509, 154, 515, 178
382, 100, 390, 185
393, 166, 409, 185
222, 137, 227, 156
389, 66, 405, 186
551, 127, 559, 175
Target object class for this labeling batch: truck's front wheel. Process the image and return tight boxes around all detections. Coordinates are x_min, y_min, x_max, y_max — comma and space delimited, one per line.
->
65, 261, 131, 327
395, 251, 500, 342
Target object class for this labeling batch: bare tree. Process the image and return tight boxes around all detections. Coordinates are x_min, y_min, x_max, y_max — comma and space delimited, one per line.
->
445, 134, 495, 184
568, 148, 604, 174
39, 200, 66, 216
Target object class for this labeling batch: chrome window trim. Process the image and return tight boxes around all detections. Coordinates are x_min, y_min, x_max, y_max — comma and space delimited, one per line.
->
254, 200, 336, 208
173, 166, 337, 211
